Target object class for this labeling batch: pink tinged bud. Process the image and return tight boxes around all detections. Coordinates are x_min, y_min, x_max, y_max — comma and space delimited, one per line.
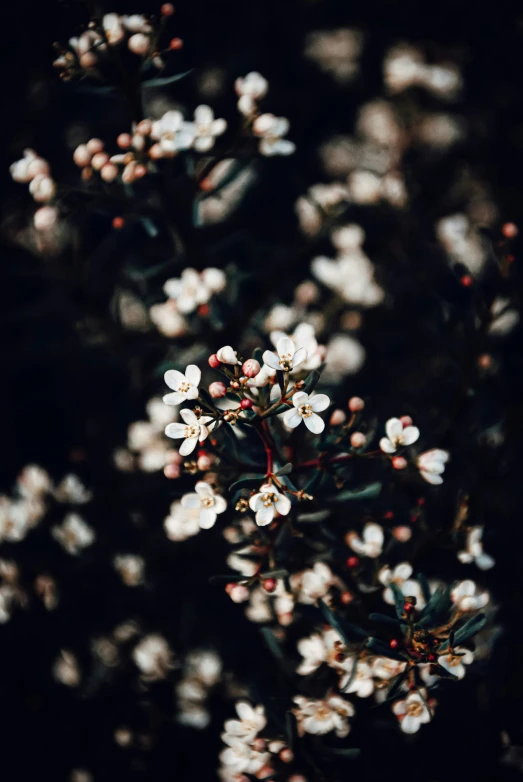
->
197, 454, 212, 471
393, 525, 412, 542
208, 354, 220, 369
87, 138, 104, 155
91, 152, 109, 171
209, 381, 227, 399
350, 431, 366, 448
128, 33, 150, 55
100, 163, 119, 182
216, 345, 238, 364
117, 133, 132, 149
163, 463, 180, 479
400, 415, 413, 427
161, 2, 175, 14
294, 280, 319, 306
330, 409, 346, 426
79, 52, 97, 68
73, 144, 92, 167
136, 119, 153, 136
34, 206, 58, 231
27, 158, 50, 178
165, 450, 182, 465
122, 162, 137, 184
242, 358, 261, 378
280, 749, 294, 763
392, 456, 408, 470
348, 396, 365, 412
252, 738, 266, 752
149, 143, 164, 160
226, 584, 250, 603
132, 134, 146, 151
134, 164, 148, 179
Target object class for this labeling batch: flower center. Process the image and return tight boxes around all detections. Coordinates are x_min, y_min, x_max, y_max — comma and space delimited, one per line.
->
445, 654, 461, 667
200, 497, 214, 509
406, 702, 424, 718
278, 353, 293, 370
315, 705, 332, 721
261, 492, 277, 507
178, 381, 191, 393
184, 424, 200, 439
299, 404, 313, 418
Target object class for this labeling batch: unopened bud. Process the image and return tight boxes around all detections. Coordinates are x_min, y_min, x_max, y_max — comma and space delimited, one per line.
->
393, 525, 412, 542
86, 138, 104, 155
161, 2, 175, 14
399, 415, 413, 428
73, 144, 91, 167
91, 152, 109, 171
216, 345, 238, 365
226, 583, 250, 603
350, 431, 366, 448
209, 381, 227, 398
117, 133, 132, 149
348, 396, 365, 412
242, 358, 261, 378
128, 33, 150, 56
100, 163, 118, 182
392, 456, 408, 470
329, 409, 346, 426
34, 206, 58, 231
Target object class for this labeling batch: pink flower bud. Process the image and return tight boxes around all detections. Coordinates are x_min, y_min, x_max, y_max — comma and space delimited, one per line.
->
27, 158, 50, 179
350, 431, 366, 448
348, 396, 365, 412
226, 584, 250, 603
34, 206, 58, 231
208, 354, 220, 369
117, 133, 132, 149
79, 52, 97, 69
73, 144, 92, 167
294, 280, 319, 306
329, 409, 346, 426
91, 152, 109, 171
400, 415, 413, 427
197, 454, 212, 471
163, 463, 180, 479
100, 163, 119, 182
87, 138, 104, 155
122, 162, 137, 184
393, 526, 412, 542
161, 3, 175, 14
136, 119, 153, 136
134, 164, 148, 179
242, 358, 261, 378
128, 33, 150, 55
149, 143, 164, 160
209, 381, 227, 398
392, 456, 408, 470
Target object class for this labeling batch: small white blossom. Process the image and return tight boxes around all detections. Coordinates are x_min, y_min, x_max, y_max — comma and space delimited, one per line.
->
296, 628, 347, 675
437, 647, 474, 679
181, 481, 227, 529
102, 13, 125, 44
417, 449, 449, 485
253, 113, 295, 156
451, 580, 489, 612
29, 174, 56, 203
219, 739, 269, 775
151, 111, 196, 156
347, 522, 384, 558
223, 701, 266, 743
249, 482, 291, 526
132, 634, 174, 680
290, 562, 335, 604
122, 14, 152, 33
392, 690, 432, 734
340, 659, 374, 697
54, 474, 92, 504
293, 695, 354, 738
165, 408, 213, 456
52, 513, 95, 555
164, 500, 201, 541
53, 650, 81, 687
192, 105, 227, 152
113, 554, 145, 586
246, 363, 276, 387
379, 417, 420, 453
235, 72, 268, 115
378, 563, 426, 608
311, 237, 383, 307
263, 337, 307, 372
372, 657, 407, 681
283, 391, 330, 434
270, 322, 323, 372
163, 364, 201, 406
163, 267, 226, 314
457, 526, 495, 570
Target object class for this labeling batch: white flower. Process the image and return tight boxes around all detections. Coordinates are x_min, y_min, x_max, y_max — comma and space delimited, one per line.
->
290, 562, 334, 604
163, 267, 219, 314
223, 701, 266, 742
283, 391, 330, 434
437, 647, 474, 679
151, 111, 195, 155
54, 474, 92, 504
378, 563, 426, 608
451, 580, 489, 612
219, 739, 269, 775
181, 481, 227, 529
29, 174, 55, 203
293, 695, 354, 738
457, 526, 495, 570
17, 465, 52, 498
249, 483, 291, 526
113, 554, 145, 586
379, 417, 420, 453
10, 149, 49, 183
311, 248, 383, 307
372, 657, 407, 681
245, 586, 272, 623
186, 650, 222, 687
296, 628, 347, 675
163, 364, 201, 406
340, 659, 374, 697
235, 72, 268, 115
417, 449, 449, 485
270, 323, 323, 372
392, 690, 432, 734
102, 13, 125, 44
348, 522, 384, 558
122, 14, 152, 33
52, 513, 95, 555
263, 337, 307, 372
165, 409, 213, 456
216, 345, 240, 364
0, 500, 33, 542
192, 105, 227, 152
253, 113, 295, 156
164, 500, 201, 541
246, 363, 276, 387
149, 301, 187, 337
322, 334, 365, 380
132, 634, 174, 680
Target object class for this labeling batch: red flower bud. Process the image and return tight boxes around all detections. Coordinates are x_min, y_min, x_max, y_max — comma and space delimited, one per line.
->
346, 556, 359, 569
348, 396, 365, 412
208, 354, 220, 368
263, 578, 277, 593
242, 358, 261, 378
240, 398, 253, 409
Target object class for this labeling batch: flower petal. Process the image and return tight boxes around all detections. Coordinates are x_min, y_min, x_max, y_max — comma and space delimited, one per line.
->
276, 337, 296, 358
402, 426, 420, 446
394, 562, 413, 581
292, 391, 309, 408
385, 418, 403, 441
292, 346, 308, 367
163, 391, 185, 406
179, 437, 197, 456
275, 494, 291, 516
164, 369, 186, 390
199, 508, 217, 529
284, 408, 302, 428
165, 422, 186, 439
310, 394, 330, 412
256, 505, 274, 526
304, 412, 325, 434
401, 715, 421, 734
180, 408, 197, 424
185, 364, 201, 387
249, 493, 262, 511
195, 481, 213, 497
213, 495, 227, 514
262, 350, 281, 370
181, 493, 201, 509
420, 470, 443, 485
379, 437, 396, 454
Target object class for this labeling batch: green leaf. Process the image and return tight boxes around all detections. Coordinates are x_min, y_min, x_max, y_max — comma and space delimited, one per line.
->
366, 637, 408, 662
417, 573, 432, 604
319, 600, 368, 644
142, 69, 193, 88
384, 670, 410, 701
260, 627, 286, 663
319, 748, 360, 758
417, 585, 453, 628
228, 474, 266, 494
438, 613, 487, 651
260, 569, 288, 579
239, 409, 257, 422
275, 463, 293, 476
300, 369, 321, 394
286, 711, 297, 751
331, 482, 382, 502
389, 582, 407, 620
369, 612, 401, 627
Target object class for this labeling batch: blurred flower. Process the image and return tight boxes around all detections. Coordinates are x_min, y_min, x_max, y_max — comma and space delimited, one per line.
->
340, 659, 374, 697
417, 449, 449, 485
392, 690, 432, 733
235, 72, 268, 116
293, 695, 354, 737
253, 114, 295, 156
151, 110, 195, 155
296, 628, 348, 675
163, 267, 226, 314
348, 522, 384, 558
192, 105, 227, 152
378, 563, 426, 608
53, 650, 81, 687
133, 634, 174, 680
114, 554, 145, 586
438, 647, 474, 679
457, 526, 495, 570
451, 580, 489, 612
290, 562, 335, 604
164, 500, 201, 541
380, 417, 420, 453
304, 28, 364, 83
52, 513, 95, 555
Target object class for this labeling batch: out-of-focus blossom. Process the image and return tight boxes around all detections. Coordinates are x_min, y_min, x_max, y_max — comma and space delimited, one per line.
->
253, 114, 295, 156
133, 634, 174, 680
290, 562, 335, 604
392, 690, 433, 733
52, 513, 95, 555
457, 526, 495, 570
192, 105, 227, 152
235, 72, 268, 116
164, 500, 201, 541
417, 449, 449, 485
347, 522, 384, 558
438, 647, 474, 679
181, 482, 227, 529
293, 695, 354, 737
451, 580, 489, 612
304, 28, 364, 83
378, 563, 426, 608
113, 554, 145, 586
163, 267, 226, 314
380, 417, 420, 453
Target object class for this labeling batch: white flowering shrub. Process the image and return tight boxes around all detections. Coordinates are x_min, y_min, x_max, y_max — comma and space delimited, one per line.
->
2, 1, 522, 780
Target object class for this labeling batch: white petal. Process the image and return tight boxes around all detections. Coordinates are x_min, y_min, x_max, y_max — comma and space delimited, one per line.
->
164, 369, 186, 390
181, 493, 201, 509
194, 135, 215, 152
249, 494, 262, 511
364, 523, 384, 547
304, 413, 325, 434
179, 437, 198, 456
476, 552, 495, 570
211, 118, 227, 136
380, 437, 396, 454
284, 408, 302, 428
180, 408, 197, 424
165, 422, 186, 439
256, 506, 275, 526
401, 715, 421, 734
292, 392, 309, 408
194, 104, 214, 124
262, 350, 281, 370
292, 347, 308, 367
195, 481, 213, 498
275, 494, 291, 515
163, 391, 185, 406
420, 470, 443, 485
213, 495, 227, 514
402, 426, 420, 446
185, 365, 201, 387
310, 394, 330, 412
276, 337, 296, 358
385, 418, 403, 441
199, 508, 217, 529
394, 562, 413, 581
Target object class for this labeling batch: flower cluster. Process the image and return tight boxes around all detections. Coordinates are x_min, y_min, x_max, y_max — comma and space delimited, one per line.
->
9, 149, 58, 230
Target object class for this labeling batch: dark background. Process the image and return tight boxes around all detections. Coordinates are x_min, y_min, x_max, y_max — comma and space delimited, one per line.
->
2, 0, 523, 780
